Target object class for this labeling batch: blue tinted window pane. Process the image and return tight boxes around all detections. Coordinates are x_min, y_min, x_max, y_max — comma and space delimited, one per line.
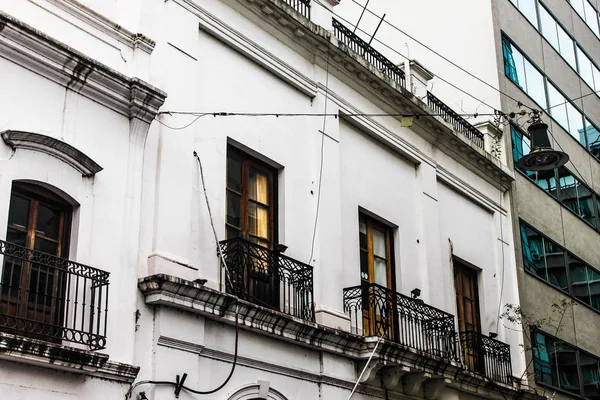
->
533, 333, 553, 385
544, 239, 568, 291
588, 268, 600, 311
521, 225, 548, 280
586, 120, 600, 159
580, 353, 600, 398
569, 257, 591, 305
534, 169, 558, 198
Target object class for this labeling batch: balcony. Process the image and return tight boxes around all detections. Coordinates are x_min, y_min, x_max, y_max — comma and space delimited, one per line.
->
343, 283, 459, 361
0, 239, 109, 350
427, 91, 485, 149
219, 238, 314, 322
333, 18, 406, 88
282, 0, 310, 19
460, 331, 513, 385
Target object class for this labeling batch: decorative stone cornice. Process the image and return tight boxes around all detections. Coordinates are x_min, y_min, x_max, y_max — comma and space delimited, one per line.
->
0, 332, 140, 383
0, 11, 166, 124
138, 274, 544, 400
39, 0, 156, 54
1, 130, 103, 177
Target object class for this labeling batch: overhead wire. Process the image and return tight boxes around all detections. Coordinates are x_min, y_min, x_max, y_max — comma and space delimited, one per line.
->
308, 41, 331, 266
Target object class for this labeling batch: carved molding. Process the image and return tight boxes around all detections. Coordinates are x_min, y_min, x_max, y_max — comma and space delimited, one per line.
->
403, 372, 429, 396
1, 130, 103, 177
139, 274, 544, 400
0, 332, 139, 383
382, 366, 410, 389
0, 11, 166, 123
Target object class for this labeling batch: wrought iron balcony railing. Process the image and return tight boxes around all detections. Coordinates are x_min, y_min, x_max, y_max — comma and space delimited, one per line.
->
0, 240, 109, 350
333, 18, 406, 88
343, 283, 459, 361
219, 238, 314, 322
460, 331, 513, 385
427, 91, 485, 149
282, 0, 310, 19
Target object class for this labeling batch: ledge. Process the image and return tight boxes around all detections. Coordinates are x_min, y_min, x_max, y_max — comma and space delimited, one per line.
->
1, 130, 103, 177
138, 274, 544, 400
0, 332, 140, 383
0, 11, 166, 124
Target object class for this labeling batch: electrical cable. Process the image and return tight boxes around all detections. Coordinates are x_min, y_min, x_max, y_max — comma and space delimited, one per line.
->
125, 303, 239, 398
321, 0, 600, 116
342, 0, 525, 107
308, 42, 331, 266
155, 113, 208, 130
194, 151, 234, 291
496, 197, 506, 333
347, 334, 384, 400
157, 111, 498, 118
319, 7, 500, 113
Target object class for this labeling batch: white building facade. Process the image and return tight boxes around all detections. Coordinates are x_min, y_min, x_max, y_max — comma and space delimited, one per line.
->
0, 1, 542, 399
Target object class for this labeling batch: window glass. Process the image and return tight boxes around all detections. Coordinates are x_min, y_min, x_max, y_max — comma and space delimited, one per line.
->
519, 0, 539, 27
566, 102, 585, 145
544, 239, 568, 291
593, 64, 600, 92
580, 352, 600, 398
577, 47, 595, 89
547, 84, 569, 132
557, 26, 577, 69
525, 59, 548, 108
557, 168, 596, 227
586, 120, 600, 159
588, 268, 600, 311
539, 6, 559, 49
583, 0, 600, 36
571, 0, 586, 19
569, 257, 591, 305
520, 225, 547, 280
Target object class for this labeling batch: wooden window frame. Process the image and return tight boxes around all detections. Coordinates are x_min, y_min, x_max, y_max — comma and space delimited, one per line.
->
453, 259, 482, 334
1, 182, 72, 342
226, 147, 277, 248
359, 213, 396, 338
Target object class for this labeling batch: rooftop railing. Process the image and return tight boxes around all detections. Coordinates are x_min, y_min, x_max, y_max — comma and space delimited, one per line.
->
219, 237, 314, 322
333, 18, 406, 88
282, 0, 310, 19
343, 283, 459, 361
0, 239, 109, 350
427, 91, 485, 149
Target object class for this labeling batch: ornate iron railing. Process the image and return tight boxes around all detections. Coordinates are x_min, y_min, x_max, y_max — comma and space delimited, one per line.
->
343, 283, 459, 361
0, 240, 109, 350
459, 331, 513, 384
332, 18, 406, 88
426, 91, 485, 148
281, 0, 310, 19
219, 238, 314, 322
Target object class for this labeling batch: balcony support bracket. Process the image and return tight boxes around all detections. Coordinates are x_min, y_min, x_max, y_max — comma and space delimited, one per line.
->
382, 366, 411, 389
358, 360, 386, 384
425, 378, 451, 400
403, 372, 430, 396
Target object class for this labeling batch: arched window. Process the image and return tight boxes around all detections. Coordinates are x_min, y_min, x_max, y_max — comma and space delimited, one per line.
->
227, 383, 288, 400
1, 181, 73, 342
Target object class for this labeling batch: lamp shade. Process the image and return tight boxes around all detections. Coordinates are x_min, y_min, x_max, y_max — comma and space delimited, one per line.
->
516, 121, 569, 171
